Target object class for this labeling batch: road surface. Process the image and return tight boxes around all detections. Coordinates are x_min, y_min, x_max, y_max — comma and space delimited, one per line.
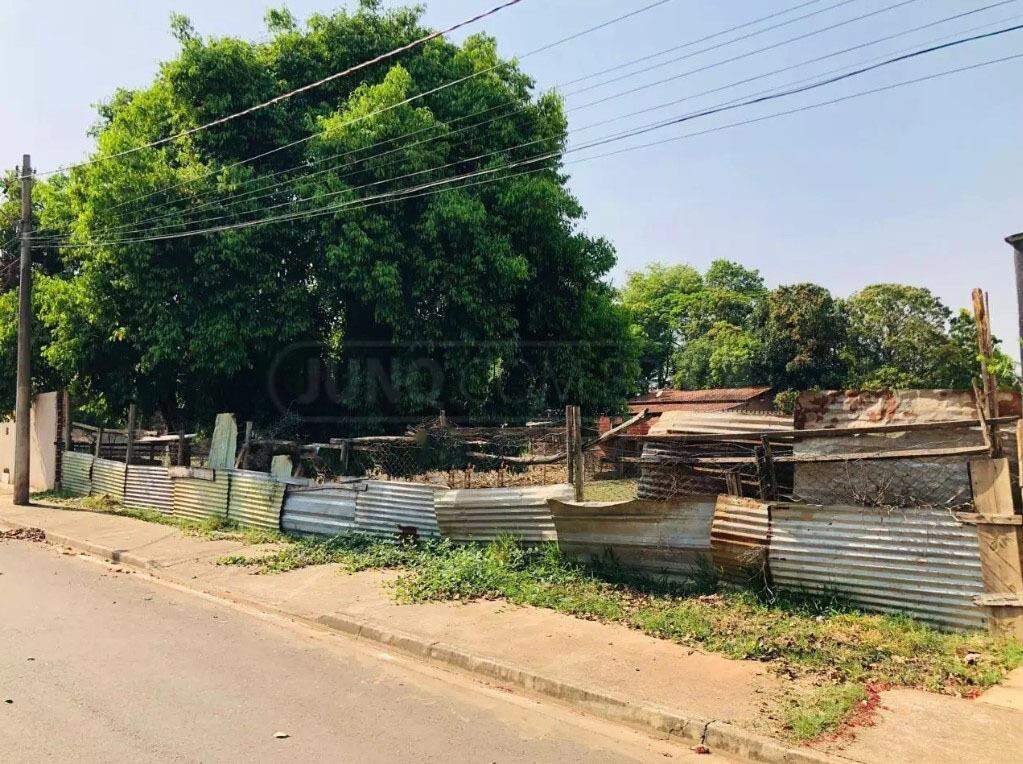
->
0, 536, 725, 762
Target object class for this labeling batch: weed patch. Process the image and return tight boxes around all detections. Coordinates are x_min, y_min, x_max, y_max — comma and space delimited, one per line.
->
783, 683, 869, 741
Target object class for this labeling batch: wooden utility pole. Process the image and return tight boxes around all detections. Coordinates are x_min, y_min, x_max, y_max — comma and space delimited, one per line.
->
972, 289, 1004, 458
972, 288, 1000, 418
13, 155, 32, 505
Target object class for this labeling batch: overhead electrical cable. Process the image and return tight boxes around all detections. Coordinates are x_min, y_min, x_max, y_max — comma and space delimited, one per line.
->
62, 0, 1010, 241
39, 25, 1023, 248
78, 7, 1023, 243
79, 0, 832, 227
34, 0, 531, 177
65, 0, 682, 215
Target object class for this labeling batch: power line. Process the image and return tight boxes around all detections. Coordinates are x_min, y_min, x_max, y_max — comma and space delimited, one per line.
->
53, 0, 874, 239
566, 0, 927, 110
35, 0, 530, 178
75, 5, 1022, 244
59, 0, 1010, 242
87, 0, 684, 220
41, 25, 1023, 248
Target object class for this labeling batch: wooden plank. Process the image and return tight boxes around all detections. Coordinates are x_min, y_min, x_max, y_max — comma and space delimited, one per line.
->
661, 416, 1018, 442
970, 458, 1014, 517
955, 513, 1023, 526
969, 458, 1023, 607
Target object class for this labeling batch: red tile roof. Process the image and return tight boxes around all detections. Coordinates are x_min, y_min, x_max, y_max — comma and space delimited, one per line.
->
630, 387, 773, 406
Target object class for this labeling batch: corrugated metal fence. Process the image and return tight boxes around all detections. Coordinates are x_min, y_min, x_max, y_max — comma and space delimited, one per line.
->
353, 481, 441, 540
711, 496, 771, 587
436, 485, 571, 544
769, 503, 988, 631
171, 468, 230, 524
62, 451, 93, 496
124, 464, 173, 514
281, 483, 360, 537
227, 469, 288, 532
91, 457, 126, 502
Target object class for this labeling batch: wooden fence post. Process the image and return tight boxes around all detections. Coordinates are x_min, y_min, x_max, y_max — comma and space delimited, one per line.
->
564, 405, 574, 487
124, 403, 136, 465
966, 457, 1023, 638
571, 406, 584, 502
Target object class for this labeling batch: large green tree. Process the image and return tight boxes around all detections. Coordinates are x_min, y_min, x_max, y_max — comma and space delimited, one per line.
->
1, 3, 639, 429
620, 263, 1018, 398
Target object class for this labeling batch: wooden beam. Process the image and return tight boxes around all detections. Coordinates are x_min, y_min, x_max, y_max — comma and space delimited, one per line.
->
643, 444, 991, 467
658, 416, 1018, 443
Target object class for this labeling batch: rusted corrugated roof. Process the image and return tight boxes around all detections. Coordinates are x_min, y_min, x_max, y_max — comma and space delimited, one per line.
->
630, 387, 773, 406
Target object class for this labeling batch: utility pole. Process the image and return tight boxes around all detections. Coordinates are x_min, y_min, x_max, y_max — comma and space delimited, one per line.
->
1007, 233, 1023, 366
13, 155, 32, 505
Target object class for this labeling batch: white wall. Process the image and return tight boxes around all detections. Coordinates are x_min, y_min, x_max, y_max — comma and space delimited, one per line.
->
0, 391, 59, 491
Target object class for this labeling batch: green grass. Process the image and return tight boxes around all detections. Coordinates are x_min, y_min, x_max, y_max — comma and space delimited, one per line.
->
783, 683, 870, 741
31, 490, 285, 545
219, 533, 1023, 703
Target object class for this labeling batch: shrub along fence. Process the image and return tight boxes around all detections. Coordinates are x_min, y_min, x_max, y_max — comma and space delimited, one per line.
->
55, 446, 1023, 637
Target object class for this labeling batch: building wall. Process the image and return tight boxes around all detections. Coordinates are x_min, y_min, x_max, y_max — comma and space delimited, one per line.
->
0, 391, 60, 491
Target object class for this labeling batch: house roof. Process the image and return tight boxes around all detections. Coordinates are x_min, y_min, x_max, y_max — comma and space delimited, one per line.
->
629, 387, 773, 407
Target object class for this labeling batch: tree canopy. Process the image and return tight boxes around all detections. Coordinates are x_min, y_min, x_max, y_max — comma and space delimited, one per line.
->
621, 262, 1018, 404
0, 3, 638, 430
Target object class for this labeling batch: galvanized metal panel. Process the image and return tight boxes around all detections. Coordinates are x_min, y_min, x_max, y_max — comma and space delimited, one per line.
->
62, 451, 93, 496
769, 503, 988, 631
91, 457, 126, 502
549, 497, 716, 580
435, 485, 573, 544
354, 481, 440, 541
281, 482, 362, 537
171, 469, 229, 524
711, 496, 771, 587
227, 469, 287, 532
124, 464, 173, 514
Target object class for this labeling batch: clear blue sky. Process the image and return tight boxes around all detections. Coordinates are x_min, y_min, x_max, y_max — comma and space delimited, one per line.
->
3, 0, 1022, 352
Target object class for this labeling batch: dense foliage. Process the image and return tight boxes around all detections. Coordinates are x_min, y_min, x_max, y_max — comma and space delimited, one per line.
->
0, 2, 638, 430
620, 261, 1018, 403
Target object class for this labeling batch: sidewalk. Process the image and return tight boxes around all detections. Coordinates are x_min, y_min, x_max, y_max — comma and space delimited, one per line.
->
3, 497, 1022, 763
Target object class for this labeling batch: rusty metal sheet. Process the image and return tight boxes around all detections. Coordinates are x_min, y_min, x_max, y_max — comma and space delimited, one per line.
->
62, 451, 93, 496
354, 481, 440, 541
281, 482, 362, 537
769, 503, 988, 631
435, 484, 572, 544
226, 469, 287, 532
711, 495, 771, 587
650, 410, 793, 436
124, 464, 173, 514
549, 496, 716, 581
171, 468, 229, 524
91, 457, 126, 502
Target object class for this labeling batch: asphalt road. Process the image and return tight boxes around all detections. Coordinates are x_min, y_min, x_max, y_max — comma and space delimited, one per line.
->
0, 537, 726, 763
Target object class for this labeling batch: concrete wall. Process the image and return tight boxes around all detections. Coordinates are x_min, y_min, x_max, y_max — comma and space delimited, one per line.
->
0, 391, 60, 491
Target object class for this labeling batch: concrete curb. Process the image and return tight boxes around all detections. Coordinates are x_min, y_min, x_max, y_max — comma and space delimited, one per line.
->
1, 514, 850, 764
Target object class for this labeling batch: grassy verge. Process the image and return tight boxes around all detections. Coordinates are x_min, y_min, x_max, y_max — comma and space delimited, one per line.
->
220, 534, 1023, 704
31, 490, 285, 545
783, 683, 871, 742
